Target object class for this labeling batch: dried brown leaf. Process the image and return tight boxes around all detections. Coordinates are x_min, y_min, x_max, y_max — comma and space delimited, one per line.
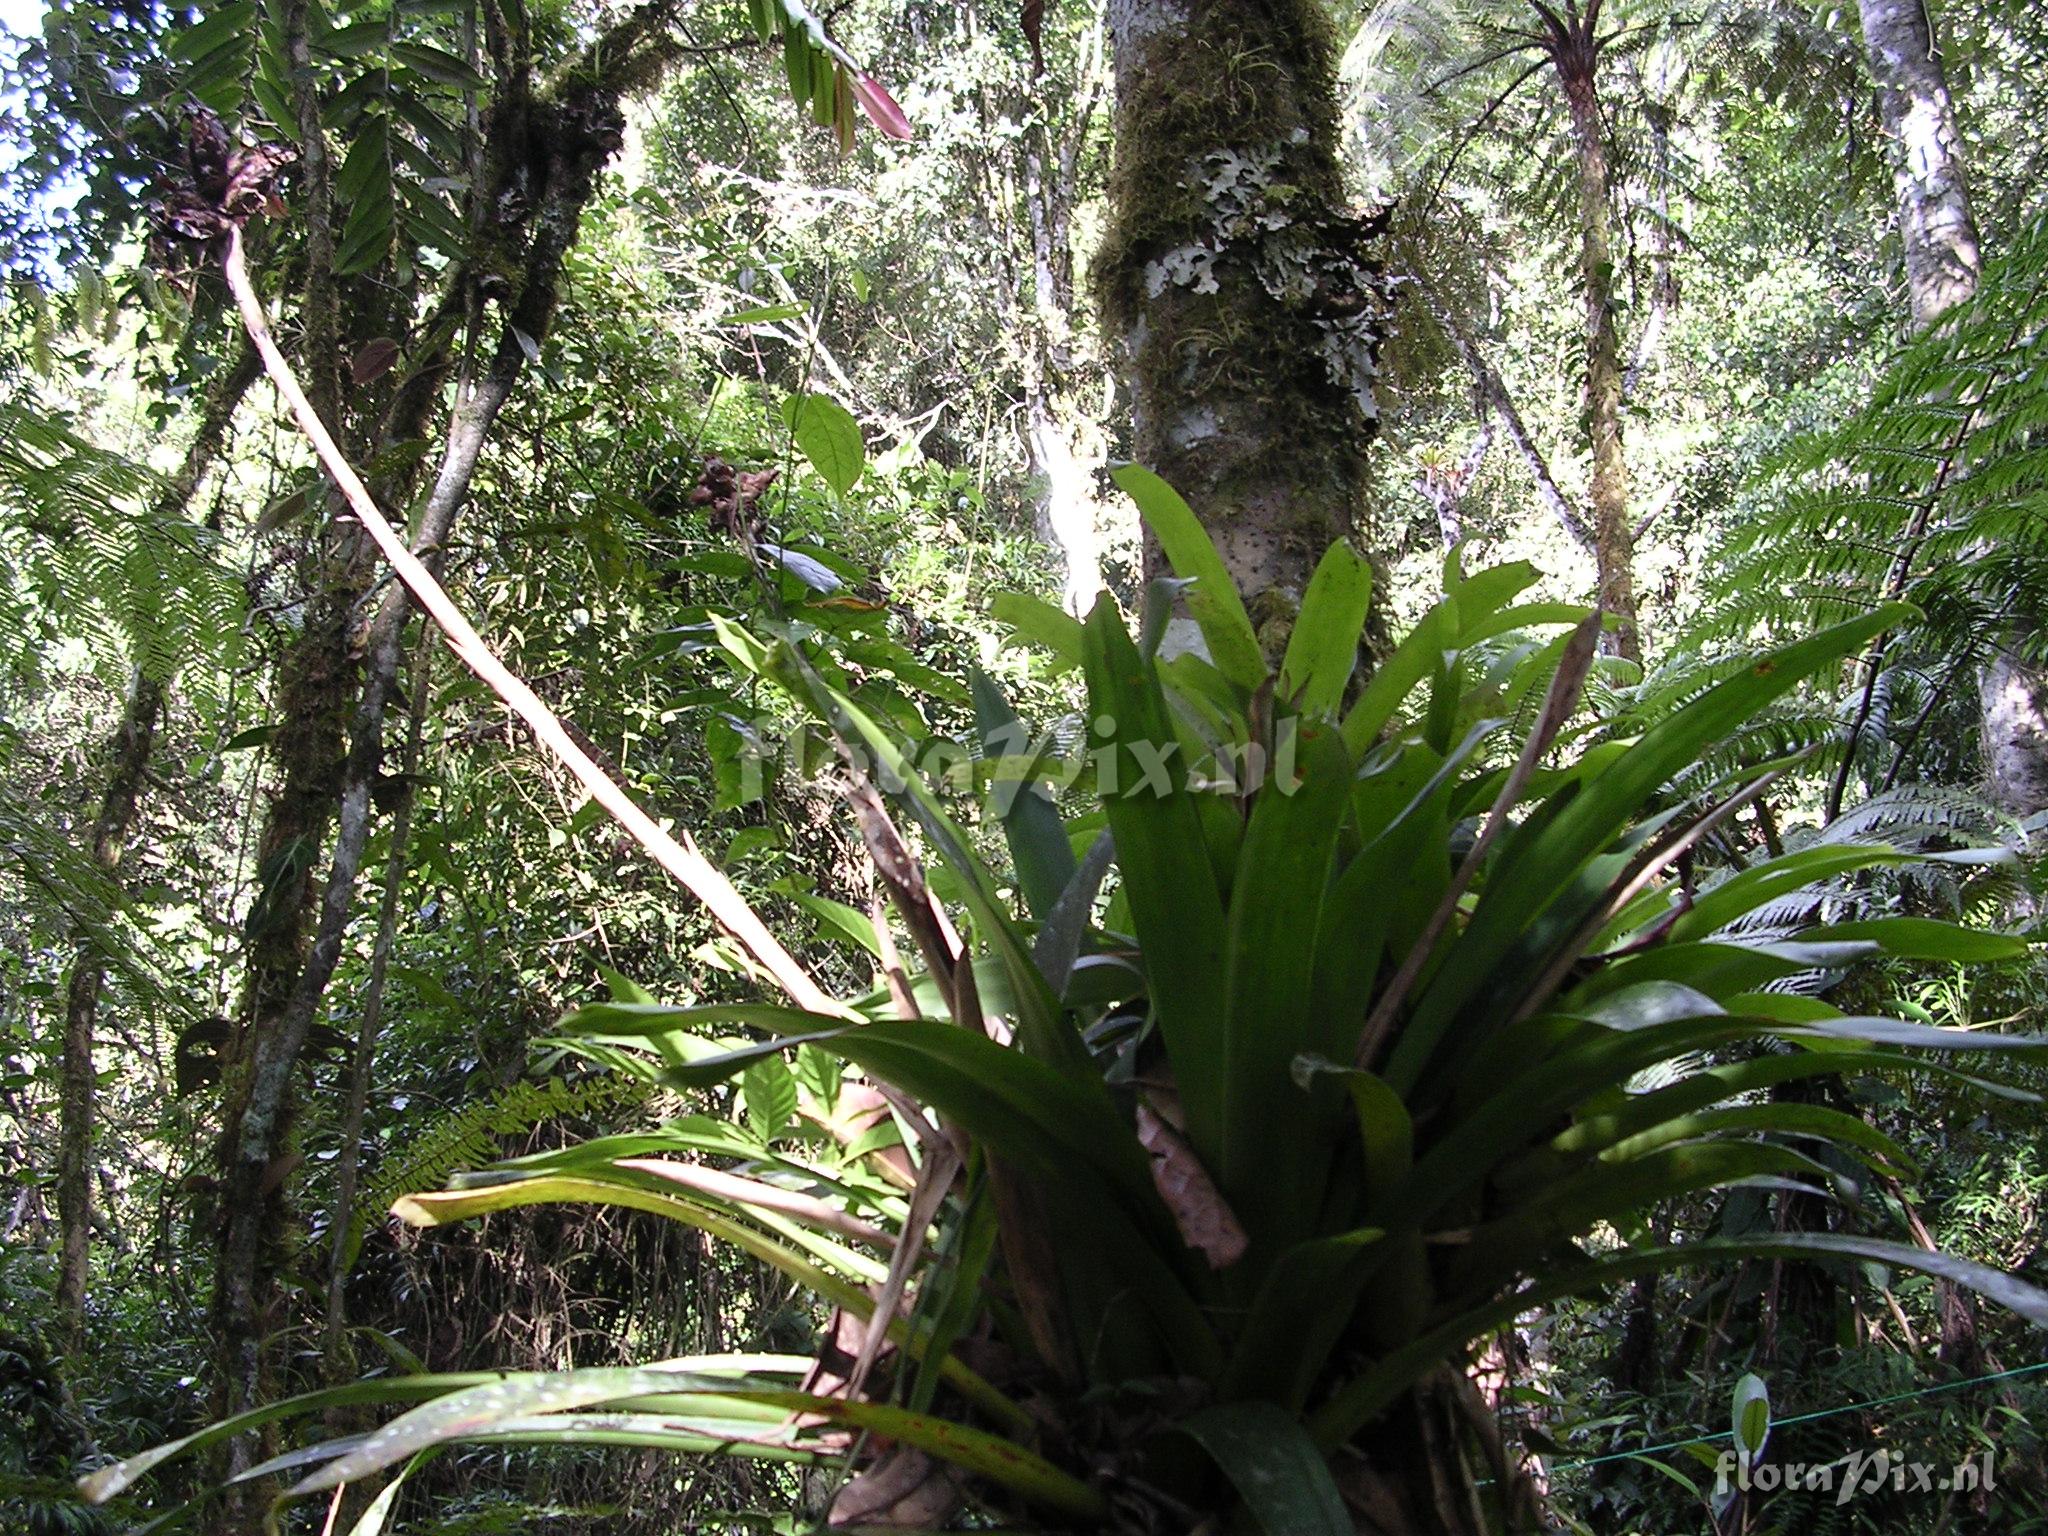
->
829, 1447, 964, 1528
352, 337, 402, 386
1136, 1099, 1248, 1270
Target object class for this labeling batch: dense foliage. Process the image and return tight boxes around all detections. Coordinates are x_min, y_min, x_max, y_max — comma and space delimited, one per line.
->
1, 1, 2045, 1533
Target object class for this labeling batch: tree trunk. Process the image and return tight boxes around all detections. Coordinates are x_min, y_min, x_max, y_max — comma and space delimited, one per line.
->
1431, 293, 1594, 555
1857, 0, 1981, 329
1101, 0, 1384, 629
56, 345, 257, 1352
1025, 393, 1103, 614
323, 638, 432, 1379
56, 672, 159, 1349
1981, 646, 2048, 817
1022, 86, 1104, 615
206, 18, 669, 1516
1853, 0, 2014, 1368
1556, 32, 1641, 663
1418, 404, 1494, 550
1857, 1, 2044, 815
1099, 9, 1537, 1533
1621, 101, 1679, 409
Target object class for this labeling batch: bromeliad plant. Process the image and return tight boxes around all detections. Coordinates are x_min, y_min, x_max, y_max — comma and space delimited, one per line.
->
85, 473, 2048, 1533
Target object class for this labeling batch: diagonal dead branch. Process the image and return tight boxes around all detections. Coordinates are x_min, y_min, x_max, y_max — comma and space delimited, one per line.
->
222, 225, 843, 1019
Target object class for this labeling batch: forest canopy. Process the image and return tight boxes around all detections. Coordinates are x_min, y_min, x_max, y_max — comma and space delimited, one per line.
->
2, 2, 2046, 1534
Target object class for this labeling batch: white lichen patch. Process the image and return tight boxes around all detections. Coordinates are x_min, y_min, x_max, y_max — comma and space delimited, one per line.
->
1141, 142, 1389, 416
1167, 405, 1222, 451
1145, 242, 1220, 297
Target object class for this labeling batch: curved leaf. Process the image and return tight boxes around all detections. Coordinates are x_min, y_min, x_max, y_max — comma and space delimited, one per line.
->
1176, 1401, 1352, 1536
1313, 1232, 2048, 1447
1111, 464, 1264, 690
1277, 542, 1372, 717
781, 393, 865, 495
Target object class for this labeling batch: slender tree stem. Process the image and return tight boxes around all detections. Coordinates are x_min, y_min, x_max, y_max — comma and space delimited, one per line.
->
320, 636, 431, 1380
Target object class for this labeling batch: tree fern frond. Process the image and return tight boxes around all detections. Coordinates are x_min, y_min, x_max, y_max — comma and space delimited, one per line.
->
0, 401, 247, 685
1683, 208, 2048, 797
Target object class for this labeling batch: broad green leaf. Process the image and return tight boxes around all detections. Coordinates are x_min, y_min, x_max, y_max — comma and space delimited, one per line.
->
1600, 1100, 1914, 1174
724, 302, 807, 324
741, 1055, 798, 1142
1565, 938, 1877, 1005
1175, 1402, 1352, 1536
408, 1165, 888, 1288
1622, 1452, 1707, 1500
1393, 1015, 1775, 1228
1313, 1232, 2048, 1447
790, 891, 882, 956
1341, 563, 1544, 752
456, 1412, 812, 1463
991, 590, 1084, 672
1082, 599, 1231, 1160
1033, 831, 1116, 991
561, 1004, 1153, 1212
1656, 844, 1924, 944
1222, 1226, 1385, 1407
780, 394, 864, 495
1388, 604, 1915, 1092
1554, 1045, 2040, 1159
907, 1176, 1001, 1413
318, 18, 390, 58
1110, 464, 1265, 691
345, 1452, 428, 1536
79, 1373, 506, 1503
284, 1366, 1109, 1523
1732, 1373, 1771, 1464
1444, 1142, 1833, 1296
1798, 916, 2028, 964
1218, 719, 1353, 1246
971, 668, 1075, 920
1277, 543, 1371, 717
722, 629, 1091, 1075
391, 40, 487, 88
784, 18, 814, 104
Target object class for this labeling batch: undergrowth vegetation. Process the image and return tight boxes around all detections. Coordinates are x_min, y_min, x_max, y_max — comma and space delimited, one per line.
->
1, 1, 2046, 1533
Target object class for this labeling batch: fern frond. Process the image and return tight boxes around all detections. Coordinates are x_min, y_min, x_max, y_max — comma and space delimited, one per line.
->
1686, 208, 2048, 795
0, 401, 247, 685
324, 1073, 654, 1273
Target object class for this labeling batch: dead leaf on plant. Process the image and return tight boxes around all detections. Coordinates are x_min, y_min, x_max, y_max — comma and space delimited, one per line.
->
1136, 1099, 1248, 1270
828, 1446, 965, 1528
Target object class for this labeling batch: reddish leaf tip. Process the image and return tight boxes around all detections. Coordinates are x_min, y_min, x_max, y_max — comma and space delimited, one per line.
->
851, 73, 914, 140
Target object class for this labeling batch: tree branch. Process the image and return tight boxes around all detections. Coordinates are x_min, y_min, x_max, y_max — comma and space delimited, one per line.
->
223, 225, 843, 1014
1425, 288, 1596, 554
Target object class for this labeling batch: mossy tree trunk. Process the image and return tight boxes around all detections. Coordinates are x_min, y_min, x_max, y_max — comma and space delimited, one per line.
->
1544, 2, 1640, 663
206, 10, 681, 1521
1101, 0, 1385, 643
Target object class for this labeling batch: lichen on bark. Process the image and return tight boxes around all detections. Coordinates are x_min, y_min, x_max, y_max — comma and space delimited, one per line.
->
1100, 0, 1387, 610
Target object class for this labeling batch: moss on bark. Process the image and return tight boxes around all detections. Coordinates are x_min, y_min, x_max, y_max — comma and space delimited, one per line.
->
1100, 0, 1385, 608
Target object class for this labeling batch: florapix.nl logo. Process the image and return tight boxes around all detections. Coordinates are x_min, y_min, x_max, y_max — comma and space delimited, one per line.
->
1714, 1447, 1998, 1508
